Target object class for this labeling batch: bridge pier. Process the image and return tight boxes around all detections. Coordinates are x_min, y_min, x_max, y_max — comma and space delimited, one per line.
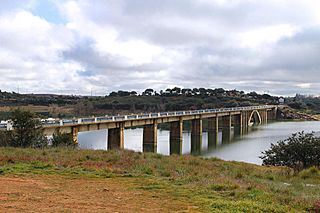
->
242, 111, 249, 134
222, 114, 232, 130
264, 110, 268, 123
72, 126, 79, 144
170, 119, 183, 155
233, 114, 242, 136
221, 115, 232, 142
143, 122, 157, 153
259, 110, 267, 124
108, 124, 124, 150
207, 116, 219, 148
191, 119, 202, 155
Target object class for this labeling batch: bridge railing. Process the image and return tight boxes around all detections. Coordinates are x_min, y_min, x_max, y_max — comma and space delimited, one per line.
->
0, 105, 278, 130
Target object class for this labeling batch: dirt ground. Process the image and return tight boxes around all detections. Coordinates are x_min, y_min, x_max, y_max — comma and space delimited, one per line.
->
0, 175, 200, 213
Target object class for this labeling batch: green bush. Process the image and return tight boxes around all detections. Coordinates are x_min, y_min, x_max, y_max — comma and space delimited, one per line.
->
51, 131, 75, 147
3, 109, 47, 148
260, 132, 320, 171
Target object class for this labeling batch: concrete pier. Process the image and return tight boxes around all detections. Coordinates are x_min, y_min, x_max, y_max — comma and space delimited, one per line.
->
170, 119, 183, 155
191, 119, 202, 155
143, 122, 158, 153
207, 117, 219, 148
72, 127, 79, 144
233, 114, 242, 136
107, 124, 124, 150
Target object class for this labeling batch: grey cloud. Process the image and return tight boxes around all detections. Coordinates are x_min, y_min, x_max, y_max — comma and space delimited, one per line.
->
262, 27, 320, 73
1, 0, 320, 95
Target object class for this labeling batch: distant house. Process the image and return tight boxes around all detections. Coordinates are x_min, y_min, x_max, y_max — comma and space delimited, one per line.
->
278, 97, 285, 104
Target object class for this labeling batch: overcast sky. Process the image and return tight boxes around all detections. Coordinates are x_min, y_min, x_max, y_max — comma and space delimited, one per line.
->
0, 0, 319, 96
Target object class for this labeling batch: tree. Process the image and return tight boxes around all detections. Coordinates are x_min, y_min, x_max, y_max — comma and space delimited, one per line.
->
51, 130, 75, 147
130, 91, 137, 96
109, 91, 118, 97
142, 88, 154, 96
117, 90, 131, 97
172, 87, 181, 95
10, 109, 47, 148
260, 132, 320, 171
0, 130, 11, 147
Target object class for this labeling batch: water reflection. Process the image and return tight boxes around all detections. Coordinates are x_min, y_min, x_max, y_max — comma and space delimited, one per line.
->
78, 121, 320, 165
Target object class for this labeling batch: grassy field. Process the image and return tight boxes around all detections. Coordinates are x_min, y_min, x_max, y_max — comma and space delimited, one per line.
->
0, 148, 319, 212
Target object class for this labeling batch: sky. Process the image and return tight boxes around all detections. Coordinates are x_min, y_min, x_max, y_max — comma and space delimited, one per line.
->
0, 0, 320, 96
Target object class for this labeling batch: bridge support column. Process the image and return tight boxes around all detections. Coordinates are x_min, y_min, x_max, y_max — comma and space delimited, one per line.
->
242, 111, 249, 134
221, 115, 232, 142
233, 114, 242, 136
72, 126, 79, 145
222, 114, 232, 129
265, 110, 268, 123
143, 122, 157, 153
170, 119, 183, 155
108, 124, 124, 150
260, 110, 267, 124
207, 116, 219, 149
191, 119, 202, 155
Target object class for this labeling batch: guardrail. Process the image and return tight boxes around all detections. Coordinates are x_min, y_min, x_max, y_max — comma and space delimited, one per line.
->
0, 105, 277, 130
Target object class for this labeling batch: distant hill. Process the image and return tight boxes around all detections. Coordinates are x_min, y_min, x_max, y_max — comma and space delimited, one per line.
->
0, 88, 317, 119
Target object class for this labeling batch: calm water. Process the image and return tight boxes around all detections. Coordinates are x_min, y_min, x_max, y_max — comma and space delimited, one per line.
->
78, 121, 320, 165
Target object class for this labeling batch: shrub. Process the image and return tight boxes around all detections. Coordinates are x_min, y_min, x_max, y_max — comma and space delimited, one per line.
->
8, 109, 47, 148
51, 131, 75, 147
260, 132, 320, 171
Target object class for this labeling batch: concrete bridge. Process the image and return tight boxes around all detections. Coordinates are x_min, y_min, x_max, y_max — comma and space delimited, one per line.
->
38, 105, 278, 153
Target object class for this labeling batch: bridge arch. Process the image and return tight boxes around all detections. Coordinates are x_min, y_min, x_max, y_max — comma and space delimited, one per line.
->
248, 110, 262, 126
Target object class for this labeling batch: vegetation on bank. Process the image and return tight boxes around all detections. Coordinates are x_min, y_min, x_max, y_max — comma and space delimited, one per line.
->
0, 148, 319, 212
261, 132, 320, 171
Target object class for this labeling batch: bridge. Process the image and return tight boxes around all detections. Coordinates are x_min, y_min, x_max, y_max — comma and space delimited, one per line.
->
32, 105, 278, 153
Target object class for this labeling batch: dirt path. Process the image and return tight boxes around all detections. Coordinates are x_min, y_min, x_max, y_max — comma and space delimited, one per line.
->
0, 175, 200, 212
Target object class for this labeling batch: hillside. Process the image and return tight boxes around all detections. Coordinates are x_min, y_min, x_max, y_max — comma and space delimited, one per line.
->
0, 88, 280, 119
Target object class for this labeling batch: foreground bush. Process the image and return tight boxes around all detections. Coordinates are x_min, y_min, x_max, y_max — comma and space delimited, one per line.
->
260, 131, 320, 170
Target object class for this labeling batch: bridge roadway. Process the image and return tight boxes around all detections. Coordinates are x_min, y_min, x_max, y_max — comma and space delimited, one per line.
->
1, 105, 278, 153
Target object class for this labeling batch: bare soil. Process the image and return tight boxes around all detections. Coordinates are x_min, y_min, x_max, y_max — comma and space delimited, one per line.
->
0, 175, 200, 213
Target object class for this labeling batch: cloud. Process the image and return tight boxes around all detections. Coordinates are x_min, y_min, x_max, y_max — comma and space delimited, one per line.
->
0, 0, 320, 96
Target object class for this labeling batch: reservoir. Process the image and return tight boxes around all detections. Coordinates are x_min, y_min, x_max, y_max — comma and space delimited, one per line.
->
78, 121, 320, 165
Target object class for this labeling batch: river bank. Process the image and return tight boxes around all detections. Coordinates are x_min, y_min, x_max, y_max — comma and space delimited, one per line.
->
0, 148, 319, 212
277, 106, 319, 121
